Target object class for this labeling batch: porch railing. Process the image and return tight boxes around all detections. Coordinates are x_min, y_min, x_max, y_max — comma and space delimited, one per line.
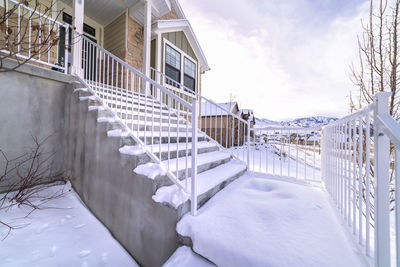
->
0, 0, 69, 73
149, 66, 251, 165
322, 92, 400, 266
79, 34, 199, 215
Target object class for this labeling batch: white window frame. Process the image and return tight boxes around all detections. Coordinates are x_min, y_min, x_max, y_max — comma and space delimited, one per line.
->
163, 38, 198, 94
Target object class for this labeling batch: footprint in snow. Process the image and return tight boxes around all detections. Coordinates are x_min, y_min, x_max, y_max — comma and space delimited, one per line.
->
65, 215, 73, 220
49, 245, 57, 257
74, 224, 86, 229
81, 261, 88, 267
36, 223, 49, 234
79, 250, 91, 258
101, 252, 108, 263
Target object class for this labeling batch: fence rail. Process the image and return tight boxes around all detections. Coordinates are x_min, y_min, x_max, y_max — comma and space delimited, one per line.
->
1, 0, 69, 72
322, 92, 400, 266
79, 34, 199, 215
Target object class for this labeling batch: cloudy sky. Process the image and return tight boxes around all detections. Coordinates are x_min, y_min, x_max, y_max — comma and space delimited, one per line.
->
179, 0, 370, 120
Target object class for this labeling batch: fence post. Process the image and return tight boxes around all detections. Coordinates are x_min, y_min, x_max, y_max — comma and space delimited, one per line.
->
191, 98, 198, 216
247, 123, 250, 170
373, 91, 392, 267
320, 128, 326, 185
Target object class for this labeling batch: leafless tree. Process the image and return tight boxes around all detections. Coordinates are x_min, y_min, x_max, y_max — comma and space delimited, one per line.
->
350, 0, 400, 119
0, 135, 67, 240
0, 0, 67, 72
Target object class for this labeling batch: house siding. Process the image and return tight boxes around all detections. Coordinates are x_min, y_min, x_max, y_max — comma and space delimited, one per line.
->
158, 7, 179, 20
104, 13, 126, 58
126, 17, 144, 70
162, 31, 197, 60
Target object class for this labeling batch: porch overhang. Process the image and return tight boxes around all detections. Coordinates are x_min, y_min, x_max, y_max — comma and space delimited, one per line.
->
152, 19, 210, 73
60, 0, 172, 26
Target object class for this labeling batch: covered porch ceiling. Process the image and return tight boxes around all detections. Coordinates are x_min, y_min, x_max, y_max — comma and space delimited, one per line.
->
60, 0, 172, 26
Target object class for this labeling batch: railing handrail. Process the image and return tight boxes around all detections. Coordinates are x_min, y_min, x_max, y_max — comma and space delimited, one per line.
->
251, 126, 322, 132
150, 66, 250, 126
377, 113, 400, 149
8, 0, 69, 28
81, 35, 192, 110
323, 105, 373, 129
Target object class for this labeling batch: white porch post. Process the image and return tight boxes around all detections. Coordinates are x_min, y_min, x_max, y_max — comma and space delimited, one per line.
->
71, 0, 84, 77
156, 33, 162, 81
143, 0, 152, 78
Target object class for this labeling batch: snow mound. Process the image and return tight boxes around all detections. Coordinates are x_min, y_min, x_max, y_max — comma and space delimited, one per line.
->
177, 173, 366, 267
97, 116, 117, 123
153, 185, 189, 208
119, 145, 145, 155
107, 129, 128, 137
163, 246, 214, 267
134, 162, 167, 179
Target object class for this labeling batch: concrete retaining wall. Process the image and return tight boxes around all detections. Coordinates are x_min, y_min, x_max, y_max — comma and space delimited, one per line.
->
0, 60, 72, 191
0, 59, 180, 266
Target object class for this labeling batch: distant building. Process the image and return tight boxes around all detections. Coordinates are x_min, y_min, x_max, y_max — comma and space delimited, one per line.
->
201, 102, 248, 147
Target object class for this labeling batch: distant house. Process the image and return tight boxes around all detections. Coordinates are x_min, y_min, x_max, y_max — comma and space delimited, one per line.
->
238, 109, 256, 128
201, 102, 247, 147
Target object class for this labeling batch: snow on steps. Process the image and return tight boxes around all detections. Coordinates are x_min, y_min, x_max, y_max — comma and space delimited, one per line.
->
119, 141, 219, 161
152, 160, 247, 217
74, 81, 248, 222
164, 246, 215, 267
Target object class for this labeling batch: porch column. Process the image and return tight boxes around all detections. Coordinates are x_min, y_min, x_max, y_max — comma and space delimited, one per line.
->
155, 33, 162, 82
71, 0, 84, 77
143, 0, 152, 78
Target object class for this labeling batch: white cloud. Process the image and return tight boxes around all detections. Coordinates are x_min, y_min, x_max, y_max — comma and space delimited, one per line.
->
180, 0, 369, 120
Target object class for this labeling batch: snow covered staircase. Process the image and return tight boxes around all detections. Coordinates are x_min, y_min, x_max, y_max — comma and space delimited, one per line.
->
80, 80, 247, 219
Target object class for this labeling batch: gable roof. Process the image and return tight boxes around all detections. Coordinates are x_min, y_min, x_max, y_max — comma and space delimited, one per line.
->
152, 19, 210, 73
238, 109, 255, 123
201, 102, 238, 116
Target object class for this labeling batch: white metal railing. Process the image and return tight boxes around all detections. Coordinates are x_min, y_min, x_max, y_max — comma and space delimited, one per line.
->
322, 92, 400, 266
150, 66, 251, 164
1, 0, 69, 72
79, 34, 199, 215
244, 126, 321, 181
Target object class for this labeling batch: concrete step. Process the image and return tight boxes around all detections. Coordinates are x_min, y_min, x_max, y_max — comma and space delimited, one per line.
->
138, 131, 207, 145
124, 121, 192, 133
119, 141, 219, 161
162, 150, 231, 180
107, 102, 178, 118
95, 91, 166, 110
154, 159, 247, 218
148, 141, 219, 161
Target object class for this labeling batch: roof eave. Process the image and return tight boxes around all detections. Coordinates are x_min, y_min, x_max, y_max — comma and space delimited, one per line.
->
152, 19, 210, 73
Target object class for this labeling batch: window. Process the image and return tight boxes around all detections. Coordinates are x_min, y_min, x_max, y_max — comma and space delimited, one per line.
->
165, 44, 181, 86
184, 57, 196, 91
164, 40, 198, 92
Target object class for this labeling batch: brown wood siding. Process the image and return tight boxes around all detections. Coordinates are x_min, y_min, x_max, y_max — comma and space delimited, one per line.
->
201, 116, 248, 147
104, 13, 126, 56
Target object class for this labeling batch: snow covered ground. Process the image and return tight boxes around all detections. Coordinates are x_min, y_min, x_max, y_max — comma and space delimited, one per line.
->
0, 182, 138, 267
177, 172, 367, 267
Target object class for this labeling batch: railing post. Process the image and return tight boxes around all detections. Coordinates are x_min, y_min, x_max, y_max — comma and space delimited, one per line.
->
64, 25, 69, 74
71, 0, 84, 77
247, 123, 251, 169
191, 98, 198, 216
321, 128, 326, 184
373, 91, 392, 267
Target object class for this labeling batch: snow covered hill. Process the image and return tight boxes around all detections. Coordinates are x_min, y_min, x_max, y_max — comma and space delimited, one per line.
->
255, 116, 337, 128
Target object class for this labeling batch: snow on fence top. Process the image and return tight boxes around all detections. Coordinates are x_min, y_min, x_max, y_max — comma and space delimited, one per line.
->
201, 102, 238, 116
